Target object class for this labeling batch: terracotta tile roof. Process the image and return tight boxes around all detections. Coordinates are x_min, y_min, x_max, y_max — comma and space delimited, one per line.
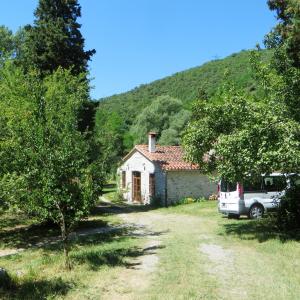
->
134, 145, 199, 171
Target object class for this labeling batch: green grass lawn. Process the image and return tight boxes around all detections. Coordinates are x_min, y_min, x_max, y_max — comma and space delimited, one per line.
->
0, 203, 144, 300
1, 200, 300, 299
101, 182, 118, 202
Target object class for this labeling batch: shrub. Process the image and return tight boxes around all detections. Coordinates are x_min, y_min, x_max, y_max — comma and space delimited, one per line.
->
174, 197, 200, 206
277, 185, 300, 231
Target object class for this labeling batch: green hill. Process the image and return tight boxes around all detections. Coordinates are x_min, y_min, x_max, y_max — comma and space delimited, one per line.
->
97, 49, 271, 125
95, 49, 272, 169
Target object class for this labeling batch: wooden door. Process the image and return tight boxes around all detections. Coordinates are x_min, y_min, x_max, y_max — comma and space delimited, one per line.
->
132, 171, 141, 202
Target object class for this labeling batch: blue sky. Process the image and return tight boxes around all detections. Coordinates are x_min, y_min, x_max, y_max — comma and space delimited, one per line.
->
1, 0, 276, 100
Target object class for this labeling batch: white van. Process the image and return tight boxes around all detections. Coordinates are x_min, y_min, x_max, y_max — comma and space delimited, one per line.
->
218, 173, 294, 219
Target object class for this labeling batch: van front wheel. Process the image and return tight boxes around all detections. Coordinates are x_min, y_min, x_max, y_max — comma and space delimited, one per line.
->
248, 204, 264, 219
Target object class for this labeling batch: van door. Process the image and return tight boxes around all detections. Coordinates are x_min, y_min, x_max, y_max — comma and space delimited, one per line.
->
243, 177, 264, 210
262, 175, 286, 209
219, 180, 240, 213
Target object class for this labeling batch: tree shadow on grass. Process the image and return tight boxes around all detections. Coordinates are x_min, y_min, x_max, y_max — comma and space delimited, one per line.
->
69, 222, 167, 271
222, 217, 300, 243
0, 222, 61, 250
72, 244, 165, 271
0, 218, 109, 251
71, 223, 167, 248
0, 277, 73, 300
91, 201, 159, 217
0, 212, 34, 231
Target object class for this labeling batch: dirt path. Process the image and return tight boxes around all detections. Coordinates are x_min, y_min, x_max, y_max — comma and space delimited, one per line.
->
94, 208, 209, 300
96, 211, 168, 300
93, 204, 248, 300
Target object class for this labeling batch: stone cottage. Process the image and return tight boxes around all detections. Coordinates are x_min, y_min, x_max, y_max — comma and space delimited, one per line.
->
118, 132, 217, 206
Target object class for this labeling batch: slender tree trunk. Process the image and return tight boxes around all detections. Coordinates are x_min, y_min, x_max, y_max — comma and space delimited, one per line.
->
61, 220, 71, 270
56, 203, 71, 270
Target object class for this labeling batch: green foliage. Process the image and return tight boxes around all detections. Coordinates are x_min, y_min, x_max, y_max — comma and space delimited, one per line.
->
183, 76, 300, 183
23, 0, 95, 77
183, 2, 300, 231
94, 110, 126, 174
277, 185, 300, 231
98, 50, 272, 125
0, 64, 103, 268
0, 26, 14, 64
159, 109, 191, 145
266, 0, 300, 68
130, 95, 186, 145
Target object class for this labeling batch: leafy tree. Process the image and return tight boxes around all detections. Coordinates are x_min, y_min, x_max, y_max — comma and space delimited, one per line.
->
23, 0, 95, 77
0, 26, 15, 64
94, 110, 126, 175
277, 184, 300, 231
130, 95, 184, 144
0, 64, 102, 269
159, 110, 191, 145
183, 82, 300, 183
182, 1, 300, 229
183, 0, 300, 180
264, 1, 300, 123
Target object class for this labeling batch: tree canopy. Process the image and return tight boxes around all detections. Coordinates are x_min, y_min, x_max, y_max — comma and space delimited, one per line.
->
23, 0, 95, 77
128, 95, 192, 146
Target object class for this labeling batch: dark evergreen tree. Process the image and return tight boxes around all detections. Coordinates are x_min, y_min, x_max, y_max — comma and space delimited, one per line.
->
25, 0, 95, 76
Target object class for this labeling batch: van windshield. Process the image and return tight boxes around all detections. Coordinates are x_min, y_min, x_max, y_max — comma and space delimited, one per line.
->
220, 180, 236, 192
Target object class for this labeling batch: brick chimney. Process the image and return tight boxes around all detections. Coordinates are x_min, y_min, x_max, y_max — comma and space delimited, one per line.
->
148, 132, 157, 153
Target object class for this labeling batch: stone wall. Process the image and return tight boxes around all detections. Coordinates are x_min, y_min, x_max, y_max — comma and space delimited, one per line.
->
166, 171, 217, 205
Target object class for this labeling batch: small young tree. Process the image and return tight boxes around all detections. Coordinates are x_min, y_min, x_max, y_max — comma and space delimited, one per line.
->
0, 64, 103, 269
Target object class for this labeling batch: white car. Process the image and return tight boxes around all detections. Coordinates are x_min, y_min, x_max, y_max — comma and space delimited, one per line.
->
218, 173, 299, 219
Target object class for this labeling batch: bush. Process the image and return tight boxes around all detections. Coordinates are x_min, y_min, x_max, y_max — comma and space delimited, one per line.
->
173, 197, 204, 206
277, 185, 300, 231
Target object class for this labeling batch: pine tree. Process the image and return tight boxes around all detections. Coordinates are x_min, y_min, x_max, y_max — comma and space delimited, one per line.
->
26, 0, 95, 76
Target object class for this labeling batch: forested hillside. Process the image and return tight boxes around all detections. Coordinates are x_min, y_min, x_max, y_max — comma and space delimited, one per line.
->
95, 49, 271, 170
97, 49, 271, 124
